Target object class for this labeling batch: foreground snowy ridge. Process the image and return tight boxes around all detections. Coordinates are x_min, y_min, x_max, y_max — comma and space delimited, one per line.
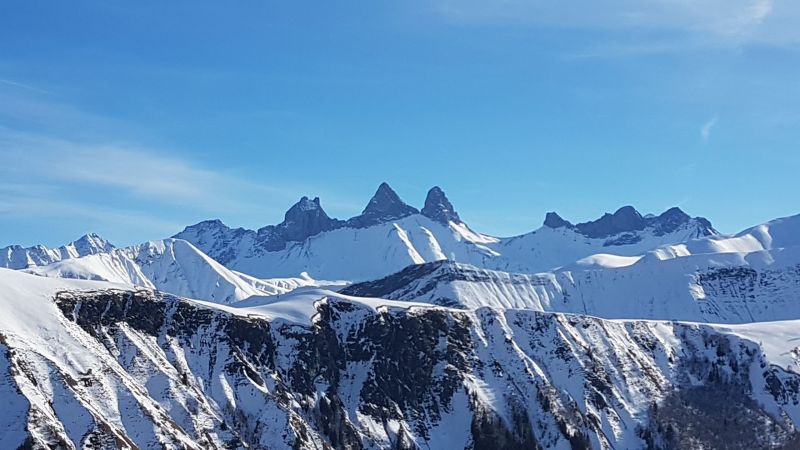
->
2, 270, 800, 449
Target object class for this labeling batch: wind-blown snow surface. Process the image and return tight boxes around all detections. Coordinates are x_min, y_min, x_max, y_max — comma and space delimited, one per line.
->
24, 239, 336, 304
3, 269, 800, 449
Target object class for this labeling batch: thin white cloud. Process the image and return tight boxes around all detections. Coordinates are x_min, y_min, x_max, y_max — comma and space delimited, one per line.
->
0, 78, 53, 95
428, 0, 797, 50
0, 130, 302, 214
701, 116, 719, 143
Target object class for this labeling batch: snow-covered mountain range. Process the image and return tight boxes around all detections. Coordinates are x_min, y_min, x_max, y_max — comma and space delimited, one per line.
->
23, 238, 337, 304
0, 233, 114, 269
2, 269, 800, 449
3, 182, 800, 449
174, 183, 717, 281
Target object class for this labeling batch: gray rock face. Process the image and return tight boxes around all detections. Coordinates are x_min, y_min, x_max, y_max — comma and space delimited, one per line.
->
347, 182, 419, 228
543, 206, 717, 240
421, 186, 461, 225
6, 288, 796, 449
269, 196, 344, 243
174, 219, 255, 264
576, 205, 646, 238
543, 212, 572, 229
176, 182, 429, 259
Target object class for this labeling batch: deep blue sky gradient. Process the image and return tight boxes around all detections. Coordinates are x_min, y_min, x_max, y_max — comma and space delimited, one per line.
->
1, 1, 799, 247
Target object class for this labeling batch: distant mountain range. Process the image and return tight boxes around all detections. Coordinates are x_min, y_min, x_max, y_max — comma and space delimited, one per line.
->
174, 183, 717, 280
2, 183, 800, 449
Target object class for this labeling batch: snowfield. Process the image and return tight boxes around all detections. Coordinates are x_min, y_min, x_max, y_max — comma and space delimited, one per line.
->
3, 268, 800, 449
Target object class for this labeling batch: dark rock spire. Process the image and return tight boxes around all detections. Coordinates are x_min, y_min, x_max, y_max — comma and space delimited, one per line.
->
421, 186, 461, 224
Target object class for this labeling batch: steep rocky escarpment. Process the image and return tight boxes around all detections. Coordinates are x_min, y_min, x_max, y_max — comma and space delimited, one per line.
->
2, 289, 799, 449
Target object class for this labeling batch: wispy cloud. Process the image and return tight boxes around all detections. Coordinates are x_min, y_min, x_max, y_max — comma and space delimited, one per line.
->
0, 80, 366, 245
0, 129, 309, 215
0, 78, 53, 95
428, 0, 797, 55
701, 116, 719, 143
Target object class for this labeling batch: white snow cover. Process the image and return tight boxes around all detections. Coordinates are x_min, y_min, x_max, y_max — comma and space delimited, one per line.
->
3, 268, 800, 449
647, 212, 800, 261
23, 239, 339, 304
344, 243, 800, 323
0, 233, 114, 269
219, 213, 711, 281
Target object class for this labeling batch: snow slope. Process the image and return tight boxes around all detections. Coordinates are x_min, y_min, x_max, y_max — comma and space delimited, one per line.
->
648, 212, 800, 261
23, 239, 331, 304
0, 233, 114, 269
188, 212, 714, 282
3, 269, 800, 449
342, 244, 800, 324
175, 183, 716, 281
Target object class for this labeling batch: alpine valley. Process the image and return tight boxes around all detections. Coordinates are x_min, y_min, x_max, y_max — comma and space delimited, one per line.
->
3, 183, 800, 450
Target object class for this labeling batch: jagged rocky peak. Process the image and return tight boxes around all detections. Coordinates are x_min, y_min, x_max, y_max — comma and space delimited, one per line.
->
543, 211, 573, 229
277, 196, 340, 242
546, 205, 716, 239
421, 186, 461, 224
652, 206, 716, 236
349, 182, 419, 227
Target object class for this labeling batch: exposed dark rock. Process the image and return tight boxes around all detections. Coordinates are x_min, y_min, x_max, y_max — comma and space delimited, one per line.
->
545, 206, 717, 240
347, 182, 419, 228
38, 288, 800, 449
543, 212, 572, 229
421, 186, 461, 225
273, 196, 344, 243
575, 205, 646, 238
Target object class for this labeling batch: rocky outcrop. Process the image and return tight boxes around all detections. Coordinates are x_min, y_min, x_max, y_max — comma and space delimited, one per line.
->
347, 182, 419, 228
421, 186, 461, 225
3, 288, 798, 449
542, 206, 717, 242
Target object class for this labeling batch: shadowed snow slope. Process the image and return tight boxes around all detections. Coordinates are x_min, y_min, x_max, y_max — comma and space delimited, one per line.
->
3, 269, 800, 449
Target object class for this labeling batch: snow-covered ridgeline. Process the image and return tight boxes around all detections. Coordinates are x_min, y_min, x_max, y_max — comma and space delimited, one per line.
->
2, 269, 799, 449
23, 239, 336, 304
175, 183, 716, 281
0, 233, 114, 269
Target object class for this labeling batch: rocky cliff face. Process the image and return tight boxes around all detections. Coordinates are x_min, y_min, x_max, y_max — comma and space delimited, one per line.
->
4, 288, 800, 449
542, 206, 717, 244
340, 258, 800, 324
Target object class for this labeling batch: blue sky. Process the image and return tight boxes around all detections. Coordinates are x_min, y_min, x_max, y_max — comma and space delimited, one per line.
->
1, 0, 799, 247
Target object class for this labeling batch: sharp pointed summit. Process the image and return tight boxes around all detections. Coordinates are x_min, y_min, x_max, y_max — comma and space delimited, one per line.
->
543, 212, 572, 229
421, 186, 461, 224
348, 182, 419, 227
